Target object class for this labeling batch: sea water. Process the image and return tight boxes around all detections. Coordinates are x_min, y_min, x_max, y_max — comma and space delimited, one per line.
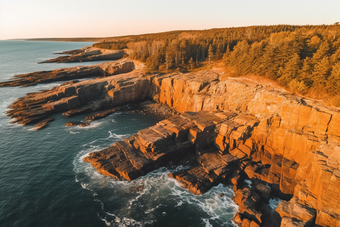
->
0, 41, 238, 227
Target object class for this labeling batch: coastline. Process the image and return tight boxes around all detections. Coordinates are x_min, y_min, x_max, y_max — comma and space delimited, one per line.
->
2, 39, 340, 227
24, 38, 105, 42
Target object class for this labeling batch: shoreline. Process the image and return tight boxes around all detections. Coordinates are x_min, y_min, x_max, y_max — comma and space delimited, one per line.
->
25, 38, 104, 42
2, 42, 340, 227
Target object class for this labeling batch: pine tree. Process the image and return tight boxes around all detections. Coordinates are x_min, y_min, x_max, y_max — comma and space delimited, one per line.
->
208, 44, 214, 63
308, 35, 322, 53
278, 53, 301, 86
260, 44, 277, 79
249, 41, 265, 74
298, 57, 313, 88
330, 47, 340, 63
326, 63, 340, 94
238, 41, 251, 74
313, 57, 331, 85
312, 41, 330, 64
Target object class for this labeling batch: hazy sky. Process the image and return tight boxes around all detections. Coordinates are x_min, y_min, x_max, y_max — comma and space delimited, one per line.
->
0, 0, 339, 40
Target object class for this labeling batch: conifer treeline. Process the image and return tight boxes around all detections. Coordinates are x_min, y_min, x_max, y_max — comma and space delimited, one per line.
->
93, 24, 340, 105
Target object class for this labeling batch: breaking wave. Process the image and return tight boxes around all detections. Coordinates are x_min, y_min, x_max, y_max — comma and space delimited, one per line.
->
73, 136, 238, 227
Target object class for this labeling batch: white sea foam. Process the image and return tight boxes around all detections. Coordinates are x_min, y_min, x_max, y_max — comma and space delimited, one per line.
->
100, 214, 147, 227
2, 72, 27, 80
65, 122, 104, 134
72, 122, 237, 227
269, 197, 283, 210
2, 122, 22, 129
145, 204, 161, 214
1, 97, 16, 109
244, 179, 252, 188
202, 218, 214, 227
69, 131, 79, 134
175, 200, 183, 207
73, 146, 103, 172
73, 145, 238, 227
81, 182, 90, 189
28, 126, 37, 131
0, 98, 17, 126
108, 131, 131, 139
169, 181, 238, 226
81, 121, 103, 129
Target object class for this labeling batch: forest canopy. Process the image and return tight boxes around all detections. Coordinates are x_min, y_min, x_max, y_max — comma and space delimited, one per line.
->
93, 24, 340, 106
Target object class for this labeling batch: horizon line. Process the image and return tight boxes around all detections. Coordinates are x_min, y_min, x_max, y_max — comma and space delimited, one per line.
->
2, 22, 339, 41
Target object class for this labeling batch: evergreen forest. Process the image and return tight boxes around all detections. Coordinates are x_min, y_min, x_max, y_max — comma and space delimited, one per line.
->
93, 24, 340, 106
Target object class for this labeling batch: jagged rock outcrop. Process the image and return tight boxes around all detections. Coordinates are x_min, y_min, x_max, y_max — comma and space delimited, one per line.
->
64, 107, 121, 127
0, 59, 134, 87
84, 114, 198, 180
5, 69, 149, 128
33, 116, 55, 130
38, 46, 125, 63
4, 68, 340, 226
54, 48, 84, 55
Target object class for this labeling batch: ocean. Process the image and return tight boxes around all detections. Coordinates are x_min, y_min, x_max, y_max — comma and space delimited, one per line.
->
0, 40, 238, 227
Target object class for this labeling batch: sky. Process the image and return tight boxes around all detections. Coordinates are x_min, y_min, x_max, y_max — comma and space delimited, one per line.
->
0, 0, 339, 40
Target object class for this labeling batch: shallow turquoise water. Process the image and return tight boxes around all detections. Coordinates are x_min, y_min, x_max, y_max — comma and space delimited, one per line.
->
0, 41, 238, 227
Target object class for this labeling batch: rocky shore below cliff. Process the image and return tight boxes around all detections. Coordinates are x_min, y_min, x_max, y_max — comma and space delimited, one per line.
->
3, 59, 340, 227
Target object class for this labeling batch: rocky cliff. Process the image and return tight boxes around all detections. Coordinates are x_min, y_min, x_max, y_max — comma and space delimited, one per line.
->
147, 71, 340, 226
5, 66, 340, 226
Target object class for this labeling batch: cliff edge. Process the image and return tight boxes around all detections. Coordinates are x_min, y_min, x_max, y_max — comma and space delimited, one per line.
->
4, 67, 340, 226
